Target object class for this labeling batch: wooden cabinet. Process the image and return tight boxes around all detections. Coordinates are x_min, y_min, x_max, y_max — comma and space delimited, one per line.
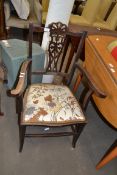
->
0, 0, 6, 39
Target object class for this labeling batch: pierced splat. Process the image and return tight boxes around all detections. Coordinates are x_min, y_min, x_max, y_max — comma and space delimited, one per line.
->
47, 22, 68, 72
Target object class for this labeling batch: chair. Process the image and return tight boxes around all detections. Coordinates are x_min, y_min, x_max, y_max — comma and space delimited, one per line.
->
41, 0, 50, 25
69, 0, 101, 26
93, 3, 117, 30
96, 0, 112, 21
4, 0, 42, 33
10, 22, 105, 152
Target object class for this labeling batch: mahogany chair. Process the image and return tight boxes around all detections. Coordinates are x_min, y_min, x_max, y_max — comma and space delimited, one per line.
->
10, 22, 105, 152
4, 0, 42, 37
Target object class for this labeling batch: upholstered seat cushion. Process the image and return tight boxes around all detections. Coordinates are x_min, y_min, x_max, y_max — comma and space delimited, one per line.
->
6, 13, 38, 28
70, 15, 91, 26
22, 84, 85, 125
93, 20, 114, 30
4, 0, 42, 28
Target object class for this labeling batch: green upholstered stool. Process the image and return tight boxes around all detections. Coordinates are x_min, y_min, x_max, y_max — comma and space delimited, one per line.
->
0, 39, 45, 88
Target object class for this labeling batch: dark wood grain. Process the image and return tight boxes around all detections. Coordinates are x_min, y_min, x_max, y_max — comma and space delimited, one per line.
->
0, 0, 6, 39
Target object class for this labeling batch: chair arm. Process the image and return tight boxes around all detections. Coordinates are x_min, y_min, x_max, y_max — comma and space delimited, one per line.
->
75, 63, 107, 98
11, 60, 32, 96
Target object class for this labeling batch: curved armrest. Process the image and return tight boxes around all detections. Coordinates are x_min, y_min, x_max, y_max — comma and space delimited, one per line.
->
75, 63, 107, 98
11, 60, 32, 96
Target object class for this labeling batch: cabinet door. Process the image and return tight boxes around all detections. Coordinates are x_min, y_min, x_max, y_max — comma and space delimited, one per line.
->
0, 0, 6, 39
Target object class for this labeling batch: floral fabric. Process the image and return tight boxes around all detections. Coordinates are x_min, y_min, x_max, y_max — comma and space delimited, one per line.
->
23, 84, 85, 124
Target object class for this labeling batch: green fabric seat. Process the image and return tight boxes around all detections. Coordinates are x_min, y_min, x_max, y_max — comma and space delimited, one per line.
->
0, 39, 45, 88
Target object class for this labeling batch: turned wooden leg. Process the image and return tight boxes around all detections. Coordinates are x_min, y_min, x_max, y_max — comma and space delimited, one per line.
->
19, 125, 26, 152
96, 140, 117, 169
72, 123, 86, 148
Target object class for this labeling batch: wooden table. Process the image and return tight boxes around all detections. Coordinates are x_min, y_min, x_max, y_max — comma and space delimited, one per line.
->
68, 24, 117, 74
69, 24, 117, 37
85, 35, 117, 128
85, 35, 117, 169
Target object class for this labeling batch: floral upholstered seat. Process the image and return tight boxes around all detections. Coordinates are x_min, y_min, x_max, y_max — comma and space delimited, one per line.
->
22, 84, 85, 125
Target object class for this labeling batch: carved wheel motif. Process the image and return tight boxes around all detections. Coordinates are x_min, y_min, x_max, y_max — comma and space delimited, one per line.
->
47, 22, 68, 72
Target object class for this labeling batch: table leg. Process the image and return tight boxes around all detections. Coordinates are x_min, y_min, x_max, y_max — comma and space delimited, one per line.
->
96, 139, 117, 169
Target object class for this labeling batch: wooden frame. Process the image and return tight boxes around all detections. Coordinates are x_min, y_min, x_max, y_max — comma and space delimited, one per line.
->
0, 0, 6, 39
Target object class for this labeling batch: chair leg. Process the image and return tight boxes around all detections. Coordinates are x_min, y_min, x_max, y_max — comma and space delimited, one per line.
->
16, 97, 21, 114
96, 140, 117, 169
0, 112, 4, 116
72, 123, 86, 148
16, 96, 23, 124
19, 125, 26, 152
0, 94, 4, 116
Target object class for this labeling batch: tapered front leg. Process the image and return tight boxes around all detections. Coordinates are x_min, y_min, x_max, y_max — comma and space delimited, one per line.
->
96, 147, 117, 169
0, 94, 4, 116
19, 125, 26, 152
72, 123, 86, 148
96, 140, 117, 169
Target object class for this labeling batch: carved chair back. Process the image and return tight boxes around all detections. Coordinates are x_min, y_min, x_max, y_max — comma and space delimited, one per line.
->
47, 22, 68, 72
28, 22, 87, 85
